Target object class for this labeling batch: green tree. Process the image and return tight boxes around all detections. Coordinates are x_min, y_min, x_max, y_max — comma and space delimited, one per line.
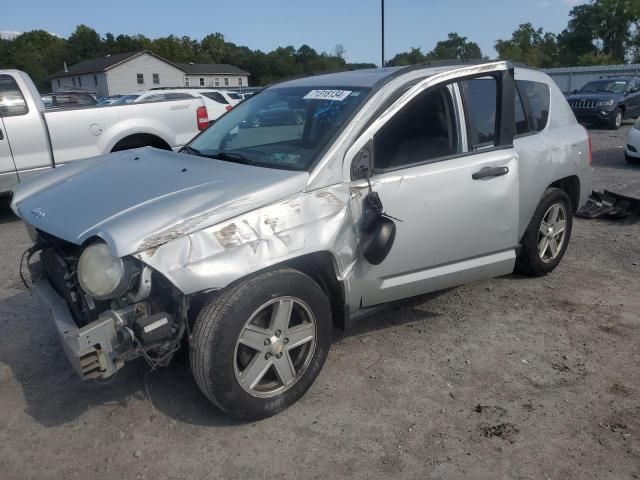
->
201, 33, 227, 63
430, 33, 483, 61
8, 31, 65, 89
65, 25, 102, 64
386, 47, 428, 66
495, 23, 559, 67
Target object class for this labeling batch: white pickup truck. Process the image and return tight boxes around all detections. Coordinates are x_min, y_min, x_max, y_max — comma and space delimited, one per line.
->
0, 70, 209, 196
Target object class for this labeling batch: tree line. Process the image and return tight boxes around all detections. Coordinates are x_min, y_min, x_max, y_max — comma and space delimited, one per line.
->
0, 0, 638, 91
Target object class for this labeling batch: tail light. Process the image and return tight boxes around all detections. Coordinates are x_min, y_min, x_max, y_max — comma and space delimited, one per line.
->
225, 105, 233, 112
197, 106, 209, 130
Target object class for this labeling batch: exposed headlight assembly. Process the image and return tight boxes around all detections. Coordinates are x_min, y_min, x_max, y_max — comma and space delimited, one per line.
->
597, 99, 615, 107
77, 243, 134, 300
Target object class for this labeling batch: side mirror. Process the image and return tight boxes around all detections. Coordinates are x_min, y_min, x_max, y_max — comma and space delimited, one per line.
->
351, 142, 373, 180
362, 215, 396, 265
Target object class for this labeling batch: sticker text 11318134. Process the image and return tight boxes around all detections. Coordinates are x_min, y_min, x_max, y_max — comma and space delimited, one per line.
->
303, 90, 353, 101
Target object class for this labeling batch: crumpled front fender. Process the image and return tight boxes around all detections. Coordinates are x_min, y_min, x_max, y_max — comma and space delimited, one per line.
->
135, 184, 359, 295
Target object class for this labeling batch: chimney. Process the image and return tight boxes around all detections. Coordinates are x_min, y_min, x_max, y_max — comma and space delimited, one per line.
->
64, 61, 68, 73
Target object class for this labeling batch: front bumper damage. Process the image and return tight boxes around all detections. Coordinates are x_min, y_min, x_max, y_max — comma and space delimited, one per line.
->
32, 279, 124, 379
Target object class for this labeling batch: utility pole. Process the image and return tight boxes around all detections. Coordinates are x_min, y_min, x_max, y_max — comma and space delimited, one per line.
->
381, 0, 385, 68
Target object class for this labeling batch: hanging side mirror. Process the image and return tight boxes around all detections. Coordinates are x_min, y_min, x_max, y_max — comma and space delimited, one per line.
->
362, 213, 396, 265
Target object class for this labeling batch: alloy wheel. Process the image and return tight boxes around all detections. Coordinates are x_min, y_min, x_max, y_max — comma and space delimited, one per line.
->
537, 203, 567, 263
233, 297, 317, 398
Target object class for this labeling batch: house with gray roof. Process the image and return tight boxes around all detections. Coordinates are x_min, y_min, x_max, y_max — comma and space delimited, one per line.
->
49, 51, 250, 98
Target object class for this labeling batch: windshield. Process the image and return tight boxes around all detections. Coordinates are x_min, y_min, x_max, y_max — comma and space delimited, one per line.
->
111, 94, 141, 105
188, 86, 369, 171
579, 80, 628, 94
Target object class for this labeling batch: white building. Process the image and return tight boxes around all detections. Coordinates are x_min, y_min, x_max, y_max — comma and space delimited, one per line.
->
49, 51, 250, 98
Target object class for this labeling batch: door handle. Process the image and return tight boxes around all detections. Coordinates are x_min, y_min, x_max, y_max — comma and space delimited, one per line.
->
472, 166, 509, 180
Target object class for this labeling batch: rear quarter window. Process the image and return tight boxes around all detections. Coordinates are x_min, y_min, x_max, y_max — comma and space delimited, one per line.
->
0, 75, 28, 116
517, 80, 550, 132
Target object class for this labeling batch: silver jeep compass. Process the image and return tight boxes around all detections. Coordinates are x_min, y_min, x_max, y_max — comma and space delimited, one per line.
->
11, 61, 592, 419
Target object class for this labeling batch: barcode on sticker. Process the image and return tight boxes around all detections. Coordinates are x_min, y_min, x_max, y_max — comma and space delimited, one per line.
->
303, 90, 352, 101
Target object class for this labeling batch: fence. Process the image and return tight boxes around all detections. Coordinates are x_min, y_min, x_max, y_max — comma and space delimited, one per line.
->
542, 64, 640, 93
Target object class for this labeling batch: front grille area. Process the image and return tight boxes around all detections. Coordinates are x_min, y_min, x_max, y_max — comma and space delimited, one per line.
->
570, 100, 597, 109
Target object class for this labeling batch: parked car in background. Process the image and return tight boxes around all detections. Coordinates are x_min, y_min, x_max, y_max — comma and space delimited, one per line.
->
626, 117, 640, 164
96, 95, 123, 105
113, 88, 236, 121
0, 70, 209, 196
11, 61, 592, 420
41, 92, 98, 109
246, 98, 305, 127
566, 77, 640, 129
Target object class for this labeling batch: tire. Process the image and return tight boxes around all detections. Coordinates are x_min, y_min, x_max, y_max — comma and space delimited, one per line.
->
190, 268, 332, 420
608, 108, 623, 130
626, 153, 640, 165
515, 188, 573, 277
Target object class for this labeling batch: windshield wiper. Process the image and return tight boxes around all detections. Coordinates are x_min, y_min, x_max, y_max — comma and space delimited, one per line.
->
212, 151, 254, 165
181, 145, 201, 156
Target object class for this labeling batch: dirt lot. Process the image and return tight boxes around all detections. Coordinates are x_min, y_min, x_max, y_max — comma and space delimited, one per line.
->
1, 124, 639, 480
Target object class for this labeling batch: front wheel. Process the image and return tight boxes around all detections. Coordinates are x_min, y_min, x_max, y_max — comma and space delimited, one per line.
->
190, 269, 332, 419
515, 188, 573, 277
609, 108, 623, 130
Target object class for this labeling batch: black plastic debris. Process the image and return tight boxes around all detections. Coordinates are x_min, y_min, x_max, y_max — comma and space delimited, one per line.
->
577, 190, 640, 222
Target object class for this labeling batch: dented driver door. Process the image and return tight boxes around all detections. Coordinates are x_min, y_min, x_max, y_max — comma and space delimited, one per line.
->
346, 63, 520, 308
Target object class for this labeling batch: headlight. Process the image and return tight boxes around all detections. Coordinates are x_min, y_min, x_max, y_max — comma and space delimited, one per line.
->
77, 243, 133, 300
597, 99, 615, 107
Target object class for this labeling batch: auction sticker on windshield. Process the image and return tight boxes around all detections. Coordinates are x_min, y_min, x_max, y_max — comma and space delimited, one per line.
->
303, 90, 353, 101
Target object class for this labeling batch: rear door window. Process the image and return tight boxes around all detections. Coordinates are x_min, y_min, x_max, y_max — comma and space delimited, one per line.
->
459, 77, 497, 149
517, 80, 550, 132
202, 92, 229, 104
0, 75, 28, 116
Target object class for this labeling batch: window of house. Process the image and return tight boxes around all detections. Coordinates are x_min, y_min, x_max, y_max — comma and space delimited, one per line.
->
224, 77, 229, 86
72, 77, 76, 87
238, 77, 243, 87
57, 79, 61, 88
517, 80, 550, 132
0, 74, 28, 116
137, 73, 144, 85
200, 77, 205, 87
459, 77, 498, 149
184, 76, 190, 87
78, 77, 82, 87
93, 75, 98, 86
215, 77, 220, 86
374, 86, 458, 170
153, 73, 160, 85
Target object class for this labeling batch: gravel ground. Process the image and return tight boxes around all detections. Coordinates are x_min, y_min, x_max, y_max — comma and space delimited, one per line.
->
0, 124, 639, 480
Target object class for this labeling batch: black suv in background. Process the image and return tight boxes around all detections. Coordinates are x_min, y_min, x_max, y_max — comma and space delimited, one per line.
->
566, 77, 640, 129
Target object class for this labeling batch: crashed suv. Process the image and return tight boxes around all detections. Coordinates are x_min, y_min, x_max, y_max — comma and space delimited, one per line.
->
12, 61, 592, 419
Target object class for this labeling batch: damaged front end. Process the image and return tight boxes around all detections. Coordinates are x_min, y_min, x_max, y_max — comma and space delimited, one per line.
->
28, 232, 187, 380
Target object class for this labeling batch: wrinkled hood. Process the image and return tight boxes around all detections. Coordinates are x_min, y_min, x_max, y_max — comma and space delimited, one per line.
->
567, 92, 622, 102
11, 147, 309, 256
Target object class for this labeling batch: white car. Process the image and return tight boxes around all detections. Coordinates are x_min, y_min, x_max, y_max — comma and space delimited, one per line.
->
626, 118, 640, 164
113, 89, 238, 121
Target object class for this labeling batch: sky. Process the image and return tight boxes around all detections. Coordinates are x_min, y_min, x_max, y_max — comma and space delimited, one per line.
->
3, 0, 587, 65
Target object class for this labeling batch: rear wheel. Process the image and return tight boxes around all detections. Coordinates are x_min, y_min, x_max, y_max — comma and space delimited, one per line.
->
190, 268, 332, 419
516, 188, 573, 277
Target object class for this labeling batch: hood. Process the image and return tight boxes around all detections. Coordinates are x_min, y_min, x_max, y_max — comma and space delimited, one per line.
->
567, 92, 622, 102
11, 147, 309, 256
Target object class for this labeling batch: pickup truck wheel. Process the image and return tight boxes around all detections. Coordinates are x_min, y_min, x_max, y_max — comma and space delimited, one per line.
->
515, 188, 573, 277
189, 268, 332, 420
609, 108, 623, 130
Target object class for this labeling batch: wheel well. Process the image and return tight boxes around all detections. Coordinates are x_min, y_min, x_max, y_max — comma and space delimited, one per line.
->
111, 133, 172, 152
549, 175, 580, 213
187, 252, 348, 330
619, 104, 626, 113
281, 252, 347, 330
